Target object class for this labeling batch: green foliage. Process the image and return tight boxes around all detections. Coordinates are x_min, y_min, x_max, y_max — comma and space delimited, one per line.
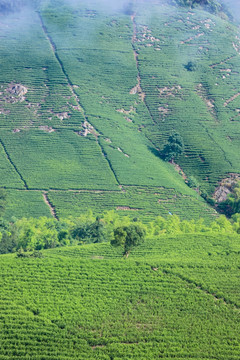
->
232, 213, 240, 233
49, 186, 217, 223
72, 216, 107, 244
16, 247, 43, 258
111, 223, 146, 256
16, 217, 60, 251
0, 0, 239, 221
218, 181, 240, 216
0, 230, 240, 359
0, 217, 17, 254
1, 210, 239, 255
161, 132, 184, 161
184, 61, 197, 72
185, 175, 199, 189
134, 3, 240, 195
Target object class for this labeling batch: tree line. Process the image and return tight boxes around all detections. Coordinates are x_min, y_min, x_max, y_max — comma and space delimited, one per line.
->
0, 210, 239, 257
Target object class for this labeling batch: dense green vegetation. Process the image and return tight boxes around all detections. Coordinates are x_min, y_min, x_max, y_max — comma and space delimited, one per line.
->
0, 0, 239, 220
0, 210, 239, 255
134, 2, 240, 194
0, 226, 239, 359
218, 181, 240, 216
0, 1, 239, 359
160, 132, 184, 161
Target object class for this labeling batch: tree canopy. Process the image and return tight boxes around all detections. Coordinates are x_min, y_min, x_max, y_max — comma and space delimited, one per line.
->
0, 210, 240, 255
161, 132, 184, 162
111, 224, 146, 257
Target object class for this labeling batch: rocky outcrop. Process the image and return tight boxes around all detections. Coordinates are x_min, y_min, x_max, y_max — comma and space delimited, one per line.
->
5, 83, 28, 103
213, 174, 240, 203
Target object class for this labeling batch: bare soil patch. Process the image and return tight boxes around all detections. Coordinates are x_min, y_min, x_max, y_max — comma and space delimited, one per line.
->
116, 206, 139, 211
4, 83, 28, 103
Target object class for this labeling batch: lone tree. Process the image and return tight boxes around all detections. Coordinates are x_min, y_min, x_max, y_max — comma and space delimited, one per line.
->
184, 61, 196, 72
111, 224, 145, 257
161, 132, 184, 162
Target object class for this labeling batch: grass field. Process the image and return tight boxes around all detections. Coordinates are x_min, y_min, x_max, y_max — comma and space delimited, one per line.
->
0, 231, 239, 359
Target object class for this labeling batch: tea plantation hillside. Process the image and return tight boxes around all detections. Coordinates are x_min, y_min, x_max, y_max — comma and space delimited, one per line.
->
134, 2, 240, 193
0, 0, 239, 220
0, 232, 239, 359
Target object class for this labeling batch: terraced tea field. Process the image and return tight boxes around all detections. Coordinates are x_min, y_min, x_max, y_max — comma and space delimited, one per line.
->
49, 186, 215, 222
0, 0, 239, 220
0, 232, 239, 359
133, 3, 240, 192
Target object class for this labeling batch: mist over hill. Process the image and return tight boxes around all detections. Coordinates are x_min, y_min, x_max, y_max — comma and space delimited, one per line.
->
0, 0, 239, 220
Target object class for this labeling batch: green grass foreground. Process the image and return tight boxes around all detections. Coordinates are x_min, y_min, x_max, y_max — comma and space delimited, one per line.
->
0, 231, 239, 359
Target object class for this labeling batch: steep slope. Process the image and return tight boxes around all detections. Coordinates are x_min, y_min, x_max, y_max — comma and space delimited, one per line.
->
132, 2, 240, 192
0, 1, 217, 221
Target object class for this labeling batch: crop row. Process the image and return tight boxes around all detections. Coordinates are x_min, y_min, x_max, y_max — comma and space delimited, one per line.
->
48, 186, 216, 222
0, 235, 239, 359
0, 129, 118, 190
134, 3, 240, 191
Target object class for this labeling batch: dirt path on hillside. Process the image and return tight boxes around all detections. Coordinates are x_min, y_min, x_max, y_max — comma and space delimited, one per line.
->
209, 55, 236, 68
42, 191, 58, 219
130, 14, 146, 102
224, 92, 240, 107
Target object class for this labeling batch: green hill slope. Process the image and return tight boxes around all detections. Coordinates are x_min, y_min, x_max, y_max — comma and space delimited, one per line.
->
0, 232, 239, 359
133, 2, 240, 192
0, 0, 239, 220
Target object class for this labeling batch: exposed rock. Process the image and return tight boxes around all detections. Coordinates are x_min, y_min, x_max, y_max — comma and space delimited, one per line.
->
116, 206, 139, 211
116, 106, 135, 115
5, 83, 28, 103
158, 106, 169, 115
213, 174, 240, 203
158, 85, 182, 98
57, 112, 69, 120
39, 126, 55, 133
172, 161, 187, 180
77, 120, 98, 138
0, 108, 10, 115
